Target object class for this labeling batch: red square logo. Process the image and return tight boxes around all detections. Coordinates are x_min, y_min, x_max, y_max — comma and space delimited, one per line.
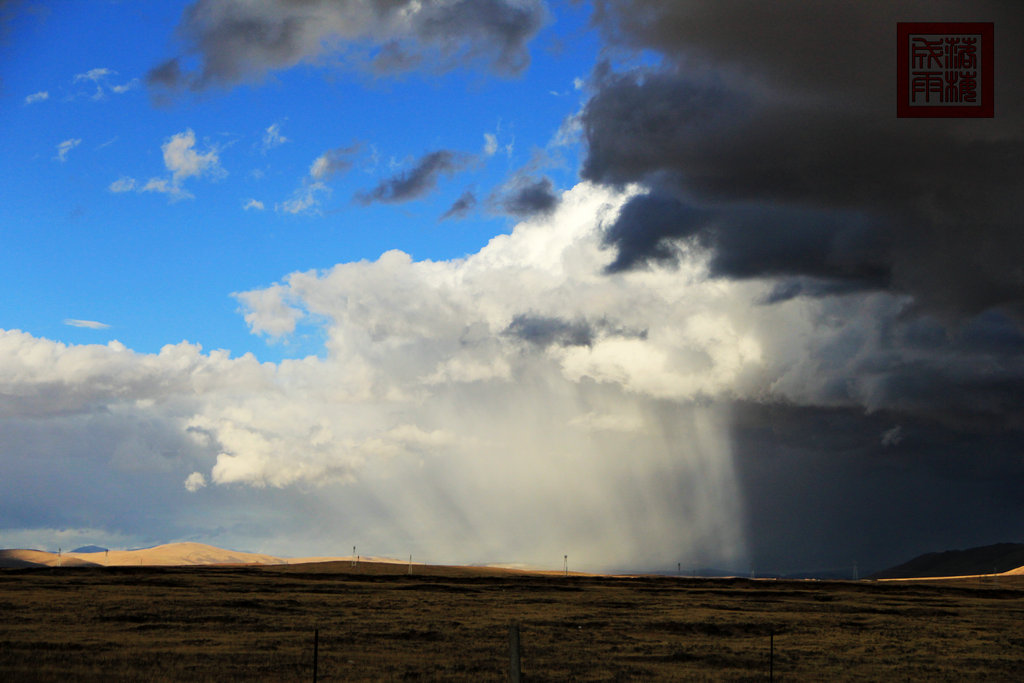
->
897, 22, 993, 118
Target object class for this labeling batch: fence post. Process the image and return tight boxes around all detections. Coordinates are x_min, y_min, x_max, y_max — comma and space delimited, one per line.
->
313, 628, 319, 683
509, 622, 521, 683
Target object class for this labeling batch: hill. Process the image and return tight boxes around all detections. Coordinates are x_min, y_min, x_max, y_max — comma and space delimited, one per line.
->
870, 542, 1024, 579
0, 543, 288, 568
0, 542, 390, 569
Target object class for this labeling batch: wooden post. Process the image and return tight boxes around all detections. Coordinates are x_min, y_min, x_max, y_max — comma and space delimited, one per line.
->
509, 622, 521, 683
313, 628, 319, 683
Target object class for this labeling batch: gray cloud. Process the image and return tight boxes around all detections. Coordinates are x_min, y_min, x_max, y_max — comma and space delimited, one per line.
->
493, 175, 559, 217
357, 150, 467, 205
310, 143, 361, 181
440, 189, 476, 220
505, 314, 595, 348
148, 0, 546, 92
584, 1, 1024, 320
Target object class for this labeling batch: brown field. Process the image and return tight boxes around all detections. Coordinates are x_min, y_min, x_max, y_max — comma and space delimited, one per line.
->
2, 562, 1024, 681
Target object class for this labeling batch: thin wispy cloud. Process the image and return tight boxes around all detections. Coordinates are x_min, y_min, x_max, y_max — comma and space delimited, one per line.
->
108, 176, 136, 193
55, 138, 81, 162
260, 123, 288, 153
63, 318, 110, 329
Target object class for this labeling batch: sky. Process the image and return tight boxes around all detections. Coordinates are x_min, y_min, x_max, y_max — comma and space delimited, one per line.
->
1, 0, 1022, 575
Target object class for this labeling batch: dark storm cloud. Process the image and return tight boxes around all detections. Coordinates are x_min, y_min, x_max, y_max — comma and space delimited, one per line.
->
730, 401, 1024, 574
601, 193, 705, 273
584, 1, 1024, 320
356, 150, 467, 205
148, 0, 546, 91
493, 175, 559, 217
603, 192, 891, 288
440, 189, 476, 220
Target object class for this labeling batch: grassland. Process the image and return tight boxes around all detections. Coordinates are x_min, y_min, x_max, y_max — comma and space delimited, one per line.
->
2, 562, 1023, 681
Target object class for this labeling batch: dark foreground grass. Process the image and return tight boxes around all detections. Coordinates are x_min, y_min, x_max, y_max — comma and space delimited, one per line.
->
2, 563, 1023, 681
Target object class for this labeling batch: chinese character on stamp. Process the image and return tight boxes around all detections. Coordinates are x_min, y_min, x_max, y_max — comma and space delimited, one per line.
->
897, 22, 993, 118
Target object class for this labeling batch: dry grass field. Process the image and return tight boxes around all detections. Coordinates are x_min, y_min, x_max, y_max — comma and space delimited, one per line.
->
2, 562, 1024, 681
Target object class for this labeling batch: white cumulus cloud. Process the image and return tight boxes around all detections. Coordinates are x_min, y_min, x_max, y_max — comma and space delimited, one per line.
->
162, 129, 223, 185
184, 471, 207, 492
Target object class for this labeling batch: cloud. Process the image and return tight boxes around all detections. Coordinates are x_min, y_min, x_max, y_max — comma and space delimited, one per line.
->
184, 471, 207, 492
55, 138, 81, 162
110, 78, 139, 94
505, 314, 596, 348
483, 133, 498, 156
567, 411, 645, 434
881, 425, 904, 447
108, 176, 136, 193
492, 175, 559, 217
440, 190, 476, 221
243, 198, 265, 211
0, 184, 757, 568
4, 175, 1024, 570
71, 67, 136, 99
162, 129, 222, 185
147, 0, 547, 92
356, 150, 468, 205
24, 90, 48, 104
583, 1, 1024, 320
114, 129, 222, 201
273, 143, 361, 215
146, 57, 182, 89
141, 177, 192, 200
63, 319, 111, 330
309, 144, 360, 181
260, 122, 287, 153
277, 182, 328, 215
74, 67, 114, 83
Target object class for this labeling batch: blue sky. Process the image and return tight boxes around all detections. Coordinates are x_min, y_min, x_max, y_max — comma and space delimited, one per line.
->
2, 1, 1022, 575
2, 0, 596, 359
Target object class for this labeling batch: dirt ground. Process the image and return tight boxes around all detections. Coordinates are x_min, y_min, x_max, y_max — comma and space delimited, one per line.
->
2, 562, 1023, 681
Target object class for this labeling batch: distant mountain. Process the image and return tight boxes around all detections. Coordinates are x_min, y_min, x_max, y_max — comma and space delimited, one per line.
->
72, 545, 108, 553
870, 543, 1024, 579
